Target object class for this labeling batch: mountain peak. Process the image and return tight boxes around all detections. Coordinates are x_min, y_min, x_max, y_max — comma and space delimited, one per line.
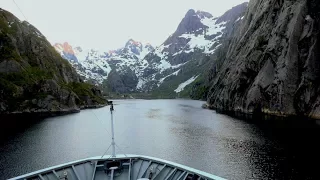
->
185, 9, 196, 17
196, 10, 213, 19
185, 9, 213, 19
54, 42, 75, 55
108, 50, 117, 55
171, 9, 210, 37
126, 39, 142, 47
145, 43, 153, 48
63, 42, 70, 46
53, 42, 78, 63
216, 2, 248, 23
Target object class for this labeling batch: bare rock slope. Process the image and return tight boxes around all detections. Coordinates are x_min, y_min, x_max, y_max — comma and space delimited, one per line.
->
206, 0, 320, 119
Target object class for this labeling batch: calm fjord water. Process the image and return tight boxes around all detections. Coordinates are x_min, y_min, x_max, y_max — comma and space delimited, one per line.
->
1, 99, 320, 179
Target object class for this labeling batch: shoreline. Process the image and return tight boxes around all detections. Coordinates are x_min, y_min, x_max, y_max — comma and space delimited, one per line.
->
202, 103, 320, 126
79, 104, 107, 110
0, 104, 108, 120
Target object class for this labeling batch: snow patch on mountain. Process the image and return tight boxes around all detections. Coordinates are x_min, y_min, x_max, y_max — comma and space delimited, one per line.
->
139, 46, 152, 59
158, 69, 181, 86
201, 17, 227, 36
171, 62, 188, 69
178, 32, 222, 54
158, 60, 172, 72
154, 45, 169, 59
136, 78, 147, 89
74, 48, 89, 62
235, 16, 245, 22
176, 16, 226, 55
174, 75, 199, 93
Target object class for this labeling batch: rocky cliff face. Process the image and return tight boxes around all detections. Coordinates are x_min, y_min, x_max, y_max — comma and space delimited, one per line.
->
106, 68, 138, 93
0, 8, 106, 114
206, 0, 320, 119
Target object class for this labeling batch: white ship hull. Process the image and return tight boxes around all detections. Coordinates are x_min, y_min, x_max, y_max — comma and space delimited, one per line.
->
10, 154, 226, 180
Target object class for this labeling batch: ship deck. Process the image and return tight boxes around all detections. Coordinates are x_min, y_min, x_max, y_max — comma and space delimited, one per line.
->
9, 154, 226, 180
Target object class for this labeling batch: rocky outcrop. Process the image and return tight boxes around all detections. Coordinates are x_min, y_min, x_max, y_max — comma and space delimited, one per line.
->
0, 8, 106, 115
206, 0, 320, 119
106, 68, 138, 93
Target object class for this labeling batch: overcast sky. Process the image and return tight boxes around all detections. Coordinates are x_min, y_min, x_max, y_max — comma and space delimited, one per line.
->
1, 0, 248, 50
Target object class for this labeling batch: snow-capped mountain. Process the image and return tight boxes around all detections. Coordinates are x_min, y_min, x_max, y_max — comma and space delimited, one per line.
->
131, 3, 248, 94
54, 2, 248, 95
53, 40, 154, 84
134, 9, 229, 92
54, 42, 79, 62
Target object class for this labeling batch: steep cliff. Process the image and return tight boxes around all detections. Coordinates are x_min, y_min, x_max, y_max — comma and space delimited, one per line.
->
189, 3, 248, 100
206, 0, 320, 119
0, 8, 106, 114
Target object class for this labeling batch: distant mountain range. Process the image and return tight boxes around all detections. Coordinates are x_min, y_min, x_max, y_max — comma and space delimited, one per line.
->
54, 3, 248, 96
53, 40, 154, 84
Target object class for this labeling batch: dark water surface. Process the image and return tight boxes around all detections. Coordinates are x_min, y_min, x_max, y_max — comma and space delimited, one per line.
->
1, 99, 320, 179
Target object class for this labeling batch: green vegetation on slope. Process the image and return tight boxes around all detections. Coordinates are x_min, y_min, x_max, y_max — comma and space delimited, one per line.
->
62, 82, 106, 105
0, 8, 106, 113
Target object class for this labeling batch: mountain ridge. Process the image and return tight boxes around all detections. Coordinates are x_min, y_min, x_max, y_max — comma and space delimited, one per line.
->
53, 39, 154, 85
0, 8, 106, 115
54, 4, 248, 96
